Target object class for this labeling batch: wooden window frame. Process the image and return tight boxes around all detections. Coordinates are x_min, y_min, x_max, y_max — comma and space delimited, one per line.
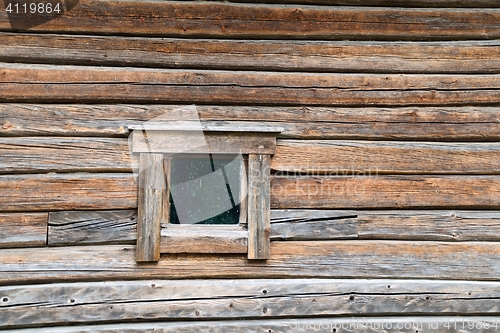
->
129, 123, 281, 262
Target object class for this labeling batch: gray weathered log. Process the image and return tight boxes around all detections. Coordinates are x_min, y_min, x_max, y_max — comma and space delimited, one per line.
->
3, 34, 500, 73
1, 104, 499, 141
3, 279, 500, 328
272, 140, 500, 175
48, 210, 136, 246
0, 213, 47, 248
3, 241, 500, 283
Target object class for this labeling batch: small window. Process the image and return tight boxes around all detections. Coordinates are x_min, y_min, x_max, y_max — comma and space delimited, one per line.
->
129, 122, 282, 262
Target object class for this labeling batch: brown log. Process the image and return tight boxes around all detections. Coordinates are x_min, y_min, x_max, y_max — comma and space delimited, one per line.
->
1, 104, 499, 141
0, 213, 47, 248
272, 140, 500, 174
1, 2, 500, 40
271, 175, 500, 209
3, 34, 500, 73
3, 241, 500, 283
1, 63, 500, 105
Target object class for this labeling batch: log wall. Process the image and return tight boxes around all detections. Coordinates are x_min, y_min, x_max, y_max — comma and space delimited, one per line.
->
1, 0, 499, 331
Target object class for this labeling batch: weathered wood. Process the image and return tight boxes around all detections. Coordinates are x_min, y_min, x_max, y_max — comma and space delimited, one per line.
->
3, 34, 500, 73
1, 104, 499, 141
161, 225, 248, 253
0, 137, 132, 174
132, 130, 277, 154
48, 210, 136, 246
2, 64, 500, 106
248, 154, 271, 259
4, 241, 500, 282
4, 279, 500, 328
271, 210, 358, 240
3, 317, 500, 333
1, 2, 500, 40
0, 173, 136, 212
271, 175, 500, 209
0, 213, 47, 248
272, 140, 500, 175
137, 154, 165, 262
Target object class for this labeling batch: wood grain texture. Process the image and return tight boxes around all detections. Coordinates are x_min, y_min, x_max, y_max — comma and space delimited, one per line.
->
3, 317, 500, 333
1, 2, 500, 40
0, 213, 47, 248
2, 63, 500, 106
1, 104, 499, 141
272, 140, 500, 175
227, 0, 500, 7
4, 241, 500, 283
0, 137, 132, 174
3, 34, 500, 74
4, 279, 500, 328
271, 175, 500, 209
48, 210, 136, 246
161, 225, 248, 253
248, 154, 271, 259
0, 173, 136, 212
136, 154, 165, 262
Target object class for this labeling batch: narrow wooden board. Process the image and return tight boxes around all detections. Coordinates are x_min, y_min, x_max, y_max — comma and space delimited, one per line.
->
136, 154, 165, 262
1, 2, 500, 40
272, 140, 500, 174
248, 154, 271, 259
4, 241, 500, 282
2, 64, 500, 105
0, 173, 136, 212
161, 225, 248, 253
0, 213, 47, 248
271, 175, 500, 209
1, 104, 499, 141
48, 210, 136, 246
0, 137, 132, 174
3, 34, 500, 73
230, 0, 500, 6
2, 317, 500, 333
4, 279, 500, 328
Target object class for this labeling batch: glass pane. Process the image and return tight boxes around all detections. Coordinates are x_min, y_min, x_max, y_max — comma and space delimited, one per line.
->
169, 154, 244, 225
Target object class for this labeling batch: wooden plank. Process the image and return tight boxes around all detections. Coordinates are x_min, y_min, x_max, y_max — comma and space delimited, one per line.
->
248, 154, 271, 259
232, 0, 500, 6
272, 140, 500, 175
2, 64, 500, 106
0, 213, 47, 248
48, 210, 136, 246
271, 175, 500, 209
1, 104, 499, 141
0, 137, 132, 174
136, 153, 165, 262
3, 317, 500, 333
132, 131, 276, 154
0, 173, 136, 212
3, 34, 500, 74
4, 241, 500, 282
1, 2, 500, 40
160, 225, 248, 253
4, 279, 500, 328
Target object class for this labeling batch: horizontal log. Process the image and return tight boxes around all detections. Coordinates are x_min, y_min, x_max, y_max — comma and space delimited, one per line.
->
229, 0, 500, 7
1, 104, 499, 141
0, 173, 136, 212
3, 241, 500, 283
2, 64, 500, 105
272, 140, 500, 174
1, 2, 500, 40
2, 317, 500, 333
0, 137, 132, 174
271, 175, 500, 209
0, 213, 47, 248
48, 210, 136, 246
161, 225, 248, 253
3, 34, 500, 74
3, 279, 500, 328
